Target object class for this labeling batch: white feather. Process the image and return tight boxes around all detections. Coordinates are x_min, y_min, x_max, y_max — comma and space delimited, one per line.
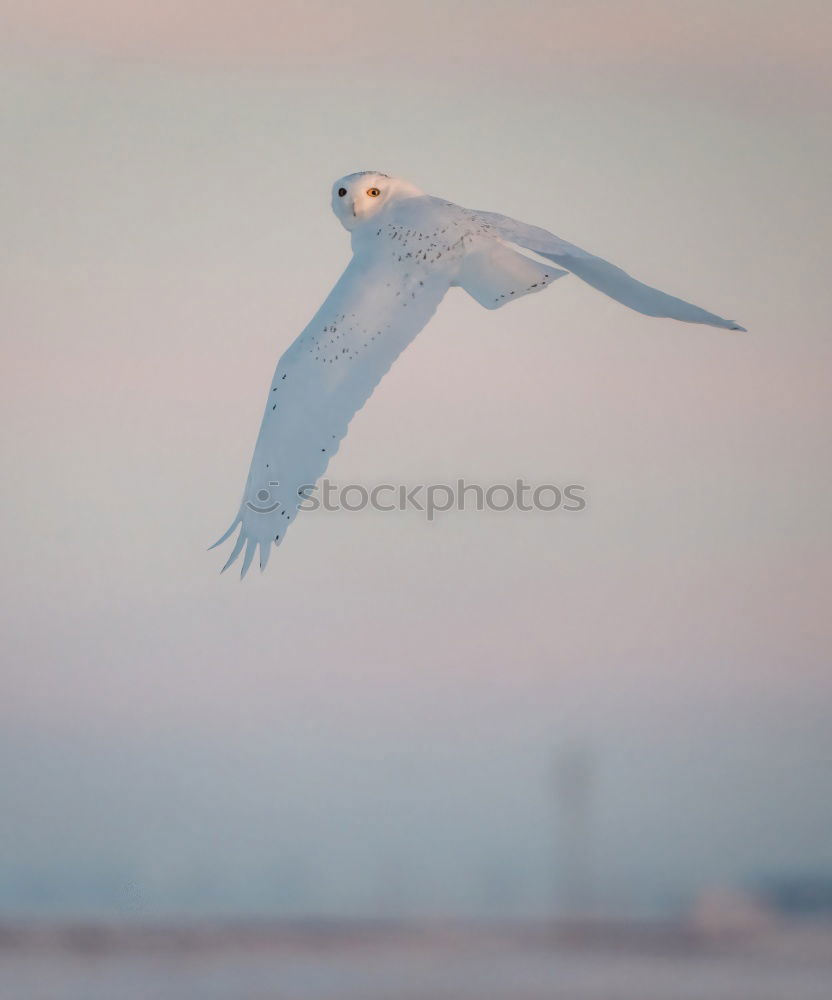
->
466, 208, 746, 330
213, 172, 744, 574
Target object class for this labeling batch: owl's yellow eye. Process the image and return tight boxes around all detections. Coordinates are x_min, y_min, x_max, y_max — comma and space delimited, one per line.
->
366, 187, 381, 198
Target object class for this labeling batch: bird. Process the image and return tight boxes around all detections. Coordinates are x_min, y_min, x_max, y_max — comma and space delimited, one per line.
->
212, 171, 744, 576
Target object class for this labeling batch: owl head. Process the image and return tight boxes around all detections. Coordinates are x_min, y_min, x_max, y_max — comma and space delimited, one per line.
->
331, 172, 423, 231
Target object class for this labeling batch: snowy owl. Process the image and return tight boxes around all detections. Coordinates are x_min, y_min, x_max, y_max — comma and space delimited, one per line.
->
212, 171, 744, 575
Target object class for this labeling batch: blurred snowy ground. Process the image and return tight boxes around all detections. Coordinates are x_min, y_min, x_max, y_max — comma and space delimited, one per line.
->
2, 919, 830, 1000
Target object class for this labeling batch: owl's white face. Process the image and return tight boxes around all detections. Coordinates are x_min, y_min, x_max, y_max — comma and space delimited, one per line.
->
331, 172, 422, 231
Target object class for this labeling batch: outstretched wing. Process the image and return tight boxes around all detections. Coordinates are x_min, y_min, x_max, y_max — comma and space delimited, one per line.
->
468, 209, 745, 331
213, 251, 451, 576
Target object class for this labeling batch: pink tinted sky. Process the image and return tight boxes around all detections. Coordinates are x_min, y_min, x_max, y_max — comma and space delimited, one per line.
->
2, 0, 830, 101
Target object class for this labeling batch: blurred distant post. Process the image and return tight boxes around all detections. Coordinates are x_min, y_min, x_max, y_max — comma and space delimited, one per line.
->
553, 745, 596, 918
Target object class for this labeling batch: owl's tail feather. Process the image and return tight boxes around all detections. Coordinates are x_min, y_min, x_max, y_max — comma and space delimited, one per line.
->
454, 242, 568, 310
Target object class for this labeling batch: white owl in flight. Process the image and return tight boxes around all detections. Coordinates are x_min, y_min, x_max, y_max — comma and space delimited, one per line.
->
212, 171, 744, 575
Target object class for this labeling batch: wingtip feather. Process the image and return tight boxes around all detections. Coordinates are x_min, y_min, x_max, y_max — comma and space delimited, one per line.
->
209, 516, 241, 551
220, 526, 246, 573
258, 539, 272, 573
239, 538, 257, 580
